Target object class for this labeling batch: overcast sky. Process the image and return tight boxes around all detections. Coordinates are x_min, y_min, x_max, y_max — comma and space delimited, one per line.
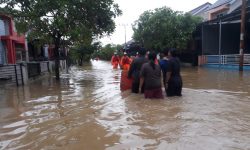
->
100, 0, 217, 45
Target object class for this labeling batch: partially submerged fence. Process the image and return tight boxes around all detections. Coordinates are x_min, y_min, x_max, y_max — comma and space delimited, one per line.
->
199, 54, 250, 66
0, 64, 24, 86
0, 61, 53, 86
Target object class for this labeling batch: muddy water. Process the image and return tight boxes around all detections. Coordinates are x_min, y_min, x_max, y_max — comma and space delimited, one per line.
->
0, 61, 250, 150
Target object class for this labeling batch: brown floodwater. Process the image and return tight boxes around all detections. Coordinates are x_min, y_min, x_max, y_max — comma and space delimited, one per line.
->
0, 61, 250, 150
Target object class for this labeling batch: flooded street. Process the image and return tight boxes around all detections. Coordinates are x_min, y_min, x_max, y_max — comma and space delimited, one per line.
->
0, 61, 250, 150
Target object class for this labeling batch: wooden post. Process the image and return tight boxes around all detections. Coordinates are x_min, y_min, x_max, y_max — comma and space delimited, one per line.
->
14, 65, 19, 86
239, 0, 247, 71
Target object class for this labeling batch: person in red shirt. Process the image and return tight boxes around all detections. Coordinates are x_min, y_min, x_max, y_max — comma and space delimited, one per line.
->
111, 52, 120, 69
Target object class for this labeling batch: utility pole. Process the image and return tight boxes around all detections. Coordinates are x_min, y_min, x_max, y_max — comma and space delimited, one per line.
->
124, 25, 127, 49
239, 0, 247, 71
118, 23, 129, 49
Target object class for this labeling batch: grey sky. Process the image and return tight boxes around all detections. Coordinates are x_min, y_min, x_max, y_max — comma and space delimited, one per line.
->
101, 0, 217, 45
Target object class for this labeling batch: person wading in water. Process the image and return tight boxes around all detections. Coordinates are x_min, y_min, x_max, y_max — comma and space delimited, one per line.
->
120, 52, 133, 92
160, 49, 170, 95
128, 48, 148, 93
111, 52, 120, 69
120, 52, 131, 70
140, 52, 163, 99
166, 49, 183, 97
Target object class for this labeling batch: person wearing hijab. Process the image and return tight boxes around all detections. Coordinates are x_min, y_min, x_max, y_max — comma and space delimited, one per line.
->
165, 49, 182, 96
140, 52, 163, 99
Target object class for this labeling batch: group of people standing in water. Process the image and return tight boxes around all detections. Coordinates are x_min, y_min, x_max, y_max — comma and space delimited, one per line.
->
111, 48, 182, 99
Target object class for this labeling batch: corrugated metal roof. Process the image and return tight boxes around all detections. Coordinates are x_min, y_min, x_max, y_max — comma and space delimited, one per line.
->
207, 0, 233, 10
203, 0, 250, 24
189, 2, 212, 15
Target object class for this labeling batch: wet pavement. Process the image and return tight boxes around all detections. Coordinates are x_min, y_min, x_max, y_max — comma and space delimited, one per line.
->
0, 61, 250, 150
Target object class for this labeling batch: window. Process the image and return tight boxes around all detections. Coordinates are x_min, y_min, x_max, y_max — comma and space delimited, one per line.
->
216, 12, 227, 19
0, 19, 10, 36
16, 51, 23, 63
0, 41, 7, 64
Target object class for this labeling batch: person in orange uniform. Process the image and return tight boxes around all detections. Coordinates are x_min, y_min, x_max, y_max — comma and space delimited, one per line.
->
111, 52, 120, 69
120, 52, 131, 70
120, 52, 133, 92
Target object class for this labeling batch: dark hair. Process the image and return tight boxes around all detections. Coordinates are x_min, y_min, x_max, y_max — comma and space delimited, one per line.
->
148, 52, 157, 70
169, 48, 177, 57
139, 48, 146, 56
163, 48, 169, 56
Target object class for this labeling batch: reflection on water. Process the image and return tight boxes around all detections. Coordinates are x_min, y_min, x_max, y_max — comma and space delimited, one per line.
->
0, 61, 250, 150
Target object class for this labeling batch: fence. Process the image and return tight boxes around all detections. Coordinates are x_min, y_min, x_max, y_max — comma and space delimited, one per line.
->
0, 60, 67, 86
199, 54, 250, 66
0, 61, 53, 86
0, 64, 24, 86
27, 63, 41, 78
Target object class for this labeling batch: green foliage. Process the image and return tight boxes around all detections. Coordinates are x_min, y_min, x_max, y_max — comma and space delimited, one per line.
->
69, 42, 101, 65
1, 0, 121, 79
92, 44, 121, 60
1, 0, 122, 42
133, 7, 202, 52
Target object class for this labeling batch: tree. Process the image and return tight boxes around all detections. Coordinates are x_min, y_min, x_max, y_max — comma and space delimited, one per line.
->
1, 0, 121, 80
70, 42, 101, 66
133, 7, 202, 52
92, 44, 120, 60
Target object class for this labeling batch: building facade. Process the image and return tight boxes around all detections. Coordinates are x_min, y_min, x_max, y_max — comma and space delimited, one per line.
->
206, 0, 243, 20
195, 0, 250, 69
0, 14, 26, 65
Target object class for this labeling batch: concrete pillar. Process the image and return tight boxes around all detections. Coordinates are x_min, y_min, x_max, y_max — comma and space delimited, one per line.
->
21, 64, 28, 85
25, 33, 29, 62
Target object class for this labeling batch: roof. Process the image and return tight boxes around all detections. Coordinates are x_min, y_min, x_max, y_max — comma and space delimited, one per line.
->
203, 0, 250, 24
207, 0, 233, 11
189, 2, 212, 15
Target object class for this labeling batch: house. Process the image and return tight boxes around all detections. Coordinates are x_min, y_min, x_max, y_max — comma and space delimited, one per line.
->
189, 2, 212, 21
0, 14, 26, 65
28, 39, 68, 62
189, 0, 243, 21
0, 14, 58, 86
206, 0, 243, 20
195, 0, 250, 69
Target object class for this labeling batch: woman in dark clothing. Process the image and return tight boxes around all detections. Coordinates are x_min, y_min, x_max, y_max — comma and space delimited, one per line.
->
166, 49, 182, 97
128, 48, 148, 93
140, 52, 163, 99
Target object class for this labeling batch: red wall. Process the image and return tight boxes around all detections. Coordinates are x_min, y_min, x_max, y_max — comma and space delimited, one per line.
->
0, 14, 25, 64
